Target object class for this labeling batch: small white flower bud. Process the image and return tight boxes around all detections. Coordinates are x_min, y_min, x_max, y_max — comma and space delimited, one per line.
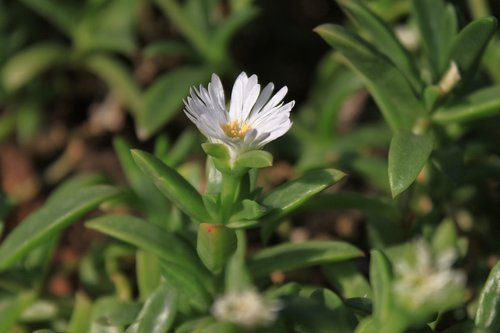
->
212, 289, 280, 328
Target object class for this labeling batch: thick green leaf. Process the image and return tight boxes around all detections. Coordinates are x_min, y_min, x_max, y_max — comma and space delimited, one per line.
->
84, 55, 142, 115
0, 291, 36, 333
212, 8, 258, 50
138, 67, 209, 139
260, 169, 345, 241
388, 131, 434, 197
311, 288, 358, 332
431, 219, 458, 254
114, 138, 170, 228
234, 150, 273, 169
85, 215, 213, 299
476, 261, 500, 330
248, 240, 363, 277
136, 251, 161, 301
315, 24, 426, 131
85, 215, 198, 269
74, 0, 137, 54
159, 261, 210, 311
20, 299, 58, 322
412, 0, 457, 79
433, 86, 500, 124
0, 185, 120, 271
197, 223, 237, 273
340, 0, 422, 92
1, 43, 67, 92
90, 297, 138, 332
131, 150, 210, 222
47, 173, 107, 205
154, 0, 214, 61
448, 17, 497, 85
174, 317, 214, 333
163, 130, 198, 167
370, 250, 393, 320
136, 284, 177, 333
322, 261, 372, 299
68, 292, 92, 333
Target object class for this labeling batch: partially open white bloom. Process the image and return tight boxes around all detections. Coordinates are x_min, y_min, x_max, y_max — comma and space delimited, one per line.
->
212, 289, 280, 328
393, 240, 466, 310
184, 72, 294, 160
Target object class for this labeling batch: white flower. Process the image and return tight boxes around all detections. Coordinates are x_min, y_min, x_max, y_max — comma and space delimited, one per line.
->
393, 239, 466, 310
211, 289, 280, 328
184, 72, 294, 161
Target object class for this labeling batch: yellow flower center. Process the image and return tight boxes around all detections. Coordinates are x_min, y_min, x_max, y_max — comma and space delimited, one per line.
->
222, 120, 251, 139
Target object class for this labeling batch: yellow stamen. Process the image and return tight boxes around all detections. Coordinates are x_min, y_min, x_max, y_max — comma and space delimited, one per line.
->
222, 120, 251, 139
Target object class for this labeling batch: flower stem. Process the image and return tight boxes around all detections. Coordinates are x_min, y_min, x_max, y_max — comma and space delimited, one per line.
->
220, 173, 240, 223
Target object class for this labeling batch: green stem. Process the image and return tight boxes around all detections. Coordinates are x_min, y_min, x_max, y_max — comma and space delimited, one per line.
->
154, 0, 217, 62
235, 229, 247, 259
220, 173, 240, 224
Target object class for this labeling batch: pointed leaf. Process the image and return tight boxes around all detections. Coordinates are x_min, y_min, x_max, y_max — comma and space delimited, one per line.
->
370, 250, 393, 320
248, 240, 363, 277
412, 0, 458, 78
476, 261, 500, 331
340, 0, 422, 92
84, 55, 143, 114
136, 284, 177, 333
260, 169, 346, 241
315, 24, 425, 131
0, 185, 121, 271
138, 67, 209, 139
85, 215, 200, 271
448, 17, 497, 85
114, 138, 170, 228
86, 215, 213, 308
388, 131, 434, 197
1, 43, 67, 92
131, 150, 210, 222
433, 86, 500, 124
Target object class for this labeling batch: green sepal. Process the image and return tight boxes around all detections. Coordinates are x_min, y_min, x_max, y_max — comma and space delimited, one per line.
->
202, 143, 232, 173
197, 223, 237, 274
202, 142, 230, 159
234, 150, 273, 169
